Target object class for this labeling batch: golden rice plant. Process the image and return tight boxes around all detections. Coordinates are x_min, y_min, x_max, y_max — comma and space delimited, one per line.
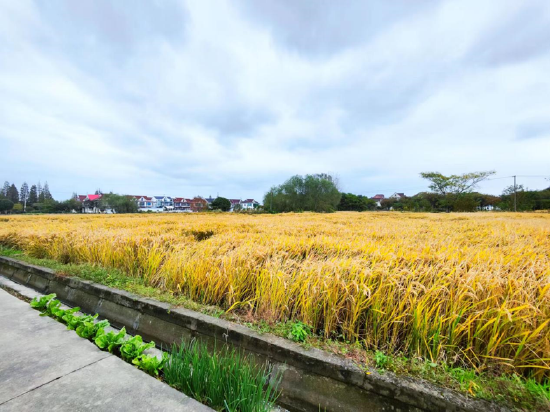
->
0, 212, 549, 380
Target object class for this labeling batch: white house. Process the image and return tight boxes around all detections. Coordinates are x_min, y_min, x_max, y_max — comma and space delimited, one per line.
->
389, 193, 407, 200
240, 199, 260, 210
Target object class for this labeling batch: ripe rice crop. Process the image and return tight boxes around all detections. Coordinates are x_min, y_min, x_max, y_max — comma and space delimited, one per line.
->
1, 212, 549, 379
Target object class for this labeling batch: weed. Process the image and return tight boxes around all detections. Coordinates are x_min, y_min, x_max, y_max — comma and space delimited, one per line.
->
164, 339, 281, 412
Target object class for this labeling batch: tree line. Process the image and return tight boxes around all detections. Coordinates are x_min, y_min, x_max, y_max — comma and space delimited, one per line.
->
0, 181, 139, 214
0, 181, 54, 213
263, 172, 550, 213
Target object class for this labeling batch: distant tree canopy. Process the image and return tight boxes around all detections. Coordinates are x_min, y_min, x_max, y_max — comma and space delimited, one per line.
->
338, 193, 376, 211
0, 199, 14, 214
211, 197, 231, 212
420, 171, 495, 195
418, 171, 496, 212
264, 174, 341, 213
499, 185, 550, 211
7, 184, 19, 204
100, 193, 138, 213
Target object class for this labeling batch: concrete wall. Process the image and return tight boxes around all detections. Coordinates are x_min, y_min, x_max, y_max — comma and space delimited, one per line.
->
0, 256, 508, 412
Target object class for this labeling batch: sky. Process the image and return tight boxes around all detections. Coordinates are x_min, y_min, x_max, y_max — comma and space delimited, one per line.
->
1, 0, 549, 201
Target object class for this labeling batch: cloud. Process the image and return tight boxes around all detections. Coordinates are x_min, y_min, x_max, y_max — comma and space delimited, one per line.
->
0, 0, 549, 201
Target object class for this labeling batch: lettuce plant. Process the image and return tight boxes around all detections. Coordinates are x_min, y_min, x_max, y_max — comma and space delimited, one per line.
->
132, 352, 168, 377
95, 327, 127, 353
40, 298, 62, 317
64, 313, 97, 330
30, 293, 57, 311
76, 319, 110, 339
120, 335, 155, 362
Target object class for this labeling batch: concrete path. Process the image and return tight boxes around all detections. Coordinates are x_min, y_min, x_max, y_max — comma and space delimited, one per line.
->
0, 287, 211, 412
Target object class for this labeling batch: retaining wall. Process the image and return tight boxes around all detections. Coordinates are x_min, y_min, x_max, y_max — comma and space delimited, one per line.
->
0, 256, 507, 412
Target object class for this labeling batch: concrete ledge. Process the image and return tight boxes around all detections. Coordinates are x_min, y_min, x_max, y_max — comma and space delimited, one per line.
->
0, 256, 508, 412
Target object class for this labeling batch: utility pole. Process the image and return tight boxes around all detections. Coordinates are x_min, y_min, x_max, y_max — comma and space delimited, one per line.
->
513, 175, 517, 212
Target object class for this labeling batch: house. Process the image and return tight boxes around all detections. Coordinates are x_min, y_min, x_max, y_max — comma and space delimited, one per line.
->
229, 199, 241, 211
390, 193, 407, 200
371, 194, 385, 208
78, 194, 103, 213
134, 196, 153, 209
173, 197, 192, 212
204, 196, 215, 205
189, 197, 208, 212
152, 196, 173, 209
240, 199, 259, 210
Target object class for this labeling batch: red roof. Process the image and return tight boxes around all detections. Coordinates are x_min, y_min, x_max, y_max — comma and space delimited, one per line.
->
229, 199, 241, 204
173, 197, 187, 202
372, 194, 385, 200
87, 194, 102, 201
77, 195, 86, 202
242, 199, 256, 203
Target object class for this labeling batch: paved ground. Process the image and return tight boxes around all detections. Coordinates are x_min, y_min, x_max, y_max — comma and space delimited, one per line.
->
0, 286, 211, 412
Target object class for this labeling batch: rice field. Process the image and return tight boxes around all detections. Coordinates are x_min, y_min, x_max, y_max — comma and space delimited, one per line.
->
1, 212, 549, 380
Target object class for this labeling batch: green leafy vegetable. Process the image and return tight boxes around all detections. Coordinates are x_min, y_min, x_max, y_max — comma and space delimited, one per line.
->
64, 313, 97, 330
40, 299, 61, 317
132, 352, 168, 376
51, 306, 80, 322
95, 327, 127, 353
30, 293, 57, 310
120, 335, 155, 362
76, 319, 110, 339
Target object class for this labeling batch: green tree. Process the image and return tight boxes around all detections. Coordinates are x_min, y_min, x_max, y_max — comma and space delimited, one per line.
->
1, 181, 9, 197
28, 185, 38, 205
264, 174, 341, 213
7, 184, 19, 204
420, 171, 495, 195
0, 199, 14, 214
100, 193, 138, 213
211, 197, 231, 211
338, 193, 376, 211
499, 185, 537, 211
420, 171, 495, 212
43, 182, 53, 200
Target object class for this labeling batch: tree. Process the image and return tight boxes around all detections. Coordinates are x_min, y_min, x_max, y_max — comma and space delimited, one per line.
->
499, 185, 537, 211
0, 199, 14, 214
211, 197, 231, 212
264, 174, 341, 213
100, 193, 138, 213
420, 171, 495, 195
37, 181, 45, 202
338, 193, 376, 211
20, 182, 29, 210
43, 182, 53, 200
2, 181, 9, 197
7, 184, 19, 204
28, 185, 38, 205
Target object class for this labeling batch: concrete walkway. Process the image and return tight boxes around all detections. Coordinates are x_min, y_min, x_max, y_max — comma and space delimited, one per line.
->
0, 287, 211, 412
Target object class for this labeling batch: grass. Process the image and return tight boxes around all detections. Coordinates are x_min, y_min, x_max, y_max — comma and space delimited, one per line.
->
163, 339, 280, 412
